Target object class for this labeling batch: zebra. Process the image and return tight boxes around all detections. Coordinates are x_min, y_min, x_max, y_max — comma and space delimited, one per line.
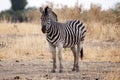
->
40, 6, 86, 73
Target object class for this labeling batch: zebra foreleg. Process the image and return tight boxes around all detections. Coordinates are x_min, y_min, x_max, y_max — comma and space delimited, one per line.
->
49, 45, 56, 73
58, 44, 63, 73
71, 46, 77, 71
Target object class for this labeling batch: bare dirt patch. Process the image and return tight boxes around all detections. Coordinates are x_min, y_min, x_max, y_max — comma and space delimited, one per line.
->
0, 60, 120, 80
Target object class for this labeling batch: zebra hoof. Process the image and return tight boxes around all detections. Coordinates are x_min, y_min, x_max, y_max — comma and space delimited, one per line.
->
72, 68, 76, 71
51, 69, 56, 73
59, 70, 63, 73
76, 68, 79, 72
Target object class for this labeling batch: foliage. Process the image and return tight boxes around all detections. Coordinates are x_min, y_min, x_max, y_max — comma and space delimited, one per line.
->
11, 0, 27, 11
0, 2, 120, 24
54, 3, 120, 25
0, 0, 28, 22
0, 10, 27, 22
25, 7, 40, 23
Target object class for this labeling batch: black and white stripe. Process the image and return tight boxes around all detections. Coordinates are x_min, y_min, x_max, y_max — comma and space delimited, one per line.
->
40, 6, 86, 73
46, 20, 86, 47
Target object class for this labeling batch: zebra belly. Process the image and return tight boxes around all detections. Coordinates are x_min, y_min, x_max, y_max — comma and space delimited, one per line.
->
63, 34, 77, 48
47, 36, 76, 48
63, 43, 76, 48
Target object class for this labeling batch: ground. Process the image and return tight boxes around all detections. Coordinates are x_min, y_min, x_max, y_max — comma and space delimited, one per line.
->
0, 60, 120, 80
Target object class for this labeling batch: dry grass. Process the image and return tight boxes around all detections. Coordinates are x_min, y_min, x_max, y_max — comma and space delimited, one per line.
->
84, 46, 120, 62
0, 22, 119, 80
0, 22, 120, 62
0, 22, 50, 61
103, 69, 120, 80
86, 21, 120, 42
0, 3, 119, 80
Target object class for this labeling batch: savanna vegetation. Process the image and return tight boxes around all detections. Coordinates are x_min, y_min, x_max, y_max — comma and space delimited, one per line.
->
0, 0, 120, 61
0, 1, 120, 80
0, 1, 120, 41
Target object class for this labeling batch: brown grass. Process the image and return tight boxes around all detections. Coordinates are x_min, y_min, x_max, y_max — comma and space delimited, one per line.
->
0, 22, 119, 62
84, 46, 120, 62
86, 21, 120, 42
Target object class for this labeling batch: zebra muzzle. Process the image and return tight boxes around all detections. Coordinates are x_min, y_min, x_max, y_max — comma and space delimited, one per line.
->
41, 25, 46, 33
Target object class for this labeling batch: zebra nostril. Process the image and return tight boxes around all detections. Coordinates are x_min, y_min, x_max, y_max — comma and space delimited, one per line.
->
42, 25, 46, 27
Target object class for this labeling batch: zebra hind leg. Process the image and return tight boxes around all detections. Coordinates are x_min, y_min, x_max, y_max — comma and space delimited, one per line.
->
75, 43, 81, 72
71, 46, 77, 71
76, 41, 84, 72
80, 41, 84, 60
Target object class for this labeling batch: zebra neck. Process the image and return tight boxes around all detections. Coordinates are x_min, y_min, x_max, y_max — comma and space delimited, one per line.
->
47, 24, 58, 37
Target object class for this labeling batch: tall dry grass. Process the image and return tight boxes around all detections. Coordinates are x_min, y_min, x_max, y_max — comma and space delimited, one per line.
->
0, 23, 50, 61
86, 21, 120, 42
0, 22, 120, 62
53, 3, 120, 42
0, 2, 120, 62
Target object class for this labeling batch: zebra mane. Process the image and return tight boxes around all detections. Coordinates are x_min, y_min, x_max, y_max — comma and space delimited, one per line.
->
44, 6, 58, 21
44, 6, 49, 15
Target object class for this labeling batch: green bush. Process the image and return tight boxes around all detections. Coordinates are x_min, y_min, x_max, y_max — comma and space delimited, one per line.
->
11, 0, 27, 11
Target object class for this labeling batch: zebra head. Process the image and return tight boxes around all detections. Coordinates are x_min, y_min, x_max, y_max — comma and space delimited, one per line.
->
40, 6, 58, 33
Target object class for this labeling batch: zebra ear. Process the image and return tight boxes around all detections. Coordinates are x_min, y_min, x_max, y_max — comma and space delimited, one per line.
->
39, 7, 43, 13
45, 6, 52, 15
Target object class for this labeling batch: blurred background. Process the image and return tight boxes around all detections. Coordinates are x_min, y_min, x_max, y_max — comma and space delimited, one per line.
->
0, 0, 120, 24
0, 0, 120, 62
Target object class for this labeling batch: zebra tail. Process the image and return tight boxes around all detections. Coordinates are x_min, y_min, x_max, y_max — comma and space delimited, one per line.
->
80, 47, 84, 60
